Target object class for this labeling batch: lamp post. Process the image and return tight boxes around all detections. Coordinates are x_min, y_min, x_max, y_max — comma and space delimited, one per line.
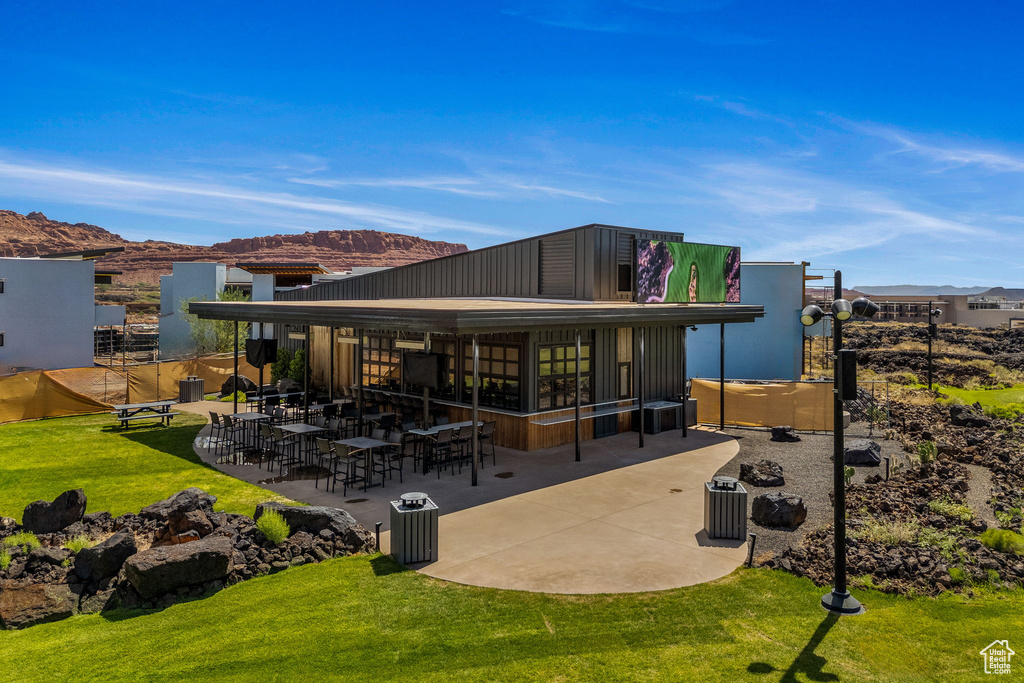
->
799, 270, 879, 615
927, 302, 943, 391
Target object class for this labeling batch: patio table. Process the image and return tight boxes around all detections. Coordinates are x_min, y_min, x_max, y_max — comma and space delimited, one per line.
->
279, 422, 327, 463
335, 436, 390, 490
408, 421, 482, 473
228, 412, 272, 450
110, 400, 179, 429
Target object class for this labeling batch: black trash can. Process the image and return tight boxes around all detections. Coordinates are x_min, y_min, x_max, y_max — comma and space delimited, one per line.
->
390, 492, 439, 565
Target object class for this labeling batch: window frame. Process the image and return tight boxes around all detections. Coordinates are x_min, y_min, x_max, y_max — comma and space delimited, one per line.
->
537, 342, 593, 410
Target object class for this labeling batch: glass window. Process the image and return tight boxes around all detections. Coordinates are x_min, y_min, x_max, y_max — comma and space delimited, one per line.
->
538, 343, 593, 410
361, 335, 401, 389
463, 342, 522, 410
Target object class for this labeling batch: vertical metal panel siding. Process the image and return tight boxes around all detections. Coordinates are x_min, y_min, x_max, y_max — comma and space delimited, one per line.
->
634, 325, 682, 400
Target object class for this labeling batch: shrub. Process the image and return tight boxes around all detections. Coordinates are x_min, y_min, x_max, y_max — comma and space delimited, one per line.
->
0, 549, 10, 570
3, 531, 41, 552
918, 526, 969, 563
948, 566, 967, 585
984, 403, 1024, 420
220, 390, 247, 403
928, 498, 974, 522
844, 466, 855, 487
256, 509, 290, 544
995, 511, 1015, 528
270, 348, 294, 383
288, 348, 307, 383
893, 371, 920, 385
987, 569, 1002, 585
64, 535, 94, 553
980, 529, 1024, 555
854, 519, 920, 546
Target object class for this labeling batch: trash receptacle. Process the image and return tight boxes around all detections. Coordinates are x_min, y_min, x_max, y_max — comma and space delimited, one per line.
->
178, 376, 204, 403
390, 492, 438, 565
704, 476, 747, 540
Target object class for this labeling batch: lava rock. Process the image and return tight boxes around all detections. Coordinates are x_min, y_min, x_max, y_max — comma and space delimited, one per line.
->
21, 489, 86, 534
221, 374, 257, 396
0, 517, 17, 533
949, 403, 991, 429
169, 509, 214, 538
79, 589, 120, 615
254, 503, 373, 551
123, 535, 233, 598
844, 439, 882, 466
0, 581, 78, 629
770, 425, 801, 442
74, 529, 137, 581
139, 488, 217, 524
740, 459, 785, 487
751, 492, 807, 528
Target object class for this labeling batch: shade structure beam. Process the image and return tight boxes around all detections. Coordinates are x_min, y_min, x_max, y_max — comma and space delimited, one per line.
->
471, 333, 479, 486
574, 328, 582, 462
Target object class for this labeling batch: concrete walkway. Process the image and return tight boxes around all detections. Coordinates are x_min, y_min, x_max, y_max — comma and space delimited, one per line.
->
183, 401, 747, 594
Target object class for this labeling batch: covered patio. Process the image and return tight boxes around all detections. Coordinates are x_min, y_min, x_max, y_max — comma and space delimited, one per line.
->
187, 399, 746, 593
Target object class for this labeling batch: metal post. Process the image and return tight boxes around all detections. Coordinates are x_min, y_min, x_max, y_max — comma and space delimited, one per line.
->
423, 332, 431, 429
258, 322, 265, 404
637, 327, 645, 448
681, 325, 688, 438
927, 300, 934, 391
357, 330, 364, 436
233, 321, 239, 415
303, 327, 310, 424
719, 323, 725, 431
329, 326, 335, 402
822, 269, 862, 615
471, 333, 479, 486
574, 328, 581, 462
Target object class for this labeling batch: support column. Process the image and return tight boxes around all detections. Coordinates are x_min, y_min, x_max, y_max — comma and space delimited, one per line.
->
719, 323, 725, 431
329, 326, 335, 402
574, 328, 582, 462
257, 322, 264, 404
357, 329, 364, 437
422, 332, 432, 428
233, 320, 239, 415
471, 333, 480, 487
681, 325, 687, 438
303, 326, 310, 424
637, 327, 645, 448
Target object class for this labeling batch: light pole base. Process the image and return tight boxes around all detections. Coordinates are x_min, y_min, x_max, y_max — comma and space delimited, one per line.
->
821, 589, 865, 615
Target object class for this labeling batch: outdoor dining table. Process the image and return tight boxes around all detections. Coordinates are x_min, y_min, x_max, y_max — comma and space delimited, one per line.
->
110, 400, 179, 429
228, 412, 272, 450
252, 392, 302, 412
278, 422, 327, 463
407, 421, 483, 474
334, 436, 391, 490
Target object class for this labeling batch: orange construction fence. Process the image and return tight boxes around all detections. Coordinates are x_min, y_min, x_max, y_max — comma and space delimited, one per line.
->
0, 355, 261, 424
691, 379, 833, 431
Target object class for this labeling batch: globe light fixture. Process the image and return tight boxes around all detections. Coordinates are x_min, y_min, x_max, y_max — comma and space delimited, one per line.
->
831, 299, 853, 321
800, 305, 824, 327
851, 297, 881, 318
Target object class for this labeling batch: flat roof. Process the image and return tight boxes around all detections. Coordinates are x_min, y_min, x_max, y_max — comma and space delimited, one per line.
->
39, 246, 126, 260
234, 262, 328, 275
189, 297, 764, 334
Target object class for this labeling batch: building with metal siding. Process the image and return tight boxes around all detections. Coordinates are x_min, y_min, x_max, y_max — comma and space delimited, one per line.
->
200, 224, 771, 450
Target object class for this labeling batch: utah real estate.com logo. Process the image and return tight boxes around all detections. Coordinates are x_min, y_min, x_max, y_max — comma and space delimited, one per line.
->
981, 640, 1014, 675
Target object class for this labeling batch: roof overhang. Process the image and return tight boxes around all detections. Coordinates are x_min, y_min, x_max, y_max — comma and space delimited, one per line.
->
189, 297, 764, 335
40, 246, 126, 260
235, 262, 328, 275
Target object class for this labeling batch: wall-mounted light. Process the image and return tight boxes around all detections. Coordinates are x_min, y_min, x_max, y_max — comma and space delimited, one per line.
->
287, 332, 306, 341
336, 335, 359, 345
395, 340, 426, 350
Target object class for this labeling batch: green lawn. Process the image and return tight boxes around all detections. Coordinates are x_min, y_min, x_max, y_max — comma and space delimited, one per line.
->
1, 558, 1021, 682
0, 412, 293, 520
2, 413, 1023, 681
938, 384, 1024, 408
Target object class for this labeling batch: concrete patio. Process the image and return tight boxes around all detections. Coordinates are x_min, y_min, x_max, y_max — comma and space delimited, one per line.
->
185, 401, 748, 594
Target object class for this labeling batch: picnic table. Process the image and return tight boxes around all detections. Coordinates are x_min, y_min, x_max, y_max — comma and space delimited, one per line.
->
335, 436, 390, 490
110, 401, 180, 429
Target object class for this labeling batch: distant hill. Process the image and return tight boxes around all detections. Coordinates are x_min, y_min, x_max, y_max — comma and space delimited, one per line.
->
978, 287, 1024, 300
0, 210, 469, 285
853, 285, 991, 296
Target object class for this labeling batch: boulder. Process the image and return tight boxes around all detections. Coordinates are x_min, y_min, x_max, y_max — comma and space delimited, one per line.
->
739, 459, 785, 487
254, 503, 373, 551
276, 378, 301, 394
79, 588, 119, 615
139, 488, 217, 524
0, 517, 17, 534
221, 374, 257, 396
770, 426, 801, 442
844, 439, 882, 466
0, 581, 78, 629
169, 509, 214, 538
123, 535, 233, 598
75, 529, 137, 581
751, 493, 807, 528
21, 489, 86, 534
949, 403, 990, 429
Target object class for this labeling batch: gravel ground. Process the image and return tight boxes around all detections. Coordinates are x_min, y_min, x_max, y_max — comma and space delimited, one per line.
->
713, 426, 905, 561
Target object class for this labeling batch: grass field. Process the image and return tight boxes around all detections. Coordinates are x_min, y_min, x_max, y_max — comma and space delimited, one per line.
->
0, 412, 293, 520
2, 413, 1023, 681
938, 384, 1024, 408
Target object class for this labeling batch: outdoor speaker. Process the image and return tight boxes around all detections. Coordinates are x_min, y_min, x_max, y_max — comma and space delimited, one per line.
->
838, 349, 858, 401
245, 338, 278, 367
929, 323, 938, 339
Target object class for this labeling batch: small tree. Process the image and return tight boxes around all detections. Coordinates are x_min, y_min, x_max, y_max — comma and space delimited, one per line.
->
180, 288, 252, 356
289, 348, 307, 383
271, 348, 293, 383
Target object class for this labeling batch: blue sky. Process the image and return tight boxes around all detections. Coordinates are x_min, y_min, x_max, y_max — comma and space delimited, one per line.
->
2, 1, 1024, 288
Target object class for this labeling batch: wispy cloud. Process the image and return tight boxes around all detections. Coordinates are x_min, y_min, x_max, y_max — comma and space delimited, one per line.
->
848, 121, 1024, 173
0, 154, 510, 241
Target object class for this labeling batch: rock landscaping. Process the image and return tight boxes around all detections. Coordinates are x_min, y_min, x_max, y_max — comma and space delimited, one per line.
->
739, 459, 785, 487
0, 488, 374, 629
751, 492, 807, 528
